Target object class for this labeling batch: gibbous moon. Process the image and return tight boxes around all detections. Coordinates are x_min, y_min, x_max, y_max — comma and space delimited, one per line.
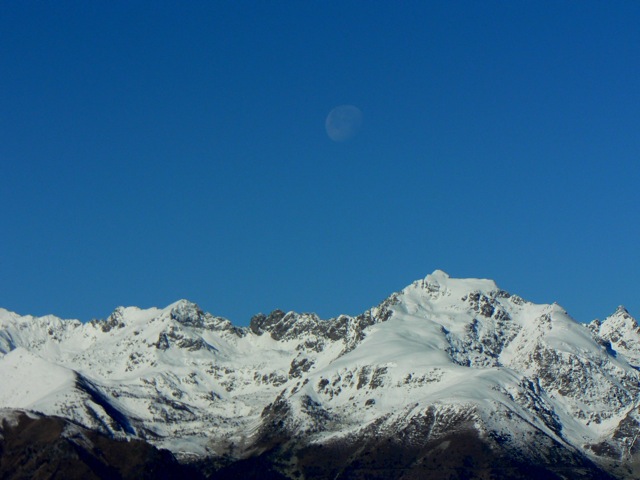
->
325, 105, 363, 142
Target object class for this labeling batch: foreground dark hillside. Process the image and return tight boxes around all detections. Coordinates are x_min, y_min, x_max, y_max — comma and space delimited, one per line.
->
1, 410, 617, 480
0, 411, 202, 480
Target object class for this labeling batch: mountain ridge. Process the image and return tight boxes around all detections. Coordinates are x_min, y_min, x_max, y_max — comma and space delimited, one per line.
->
1, 271, 639, 479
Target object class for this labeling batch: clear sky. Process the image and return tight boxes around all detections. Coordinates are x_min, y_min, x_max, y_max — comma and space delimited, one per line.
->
1, 2, 638, 325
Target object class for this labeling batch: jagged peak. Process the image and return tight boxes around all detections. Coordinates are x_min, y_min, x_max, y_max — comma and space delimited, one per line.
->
89, 304, 162, 331
97, 300, 196, 321
614, 305, 630, 316
602, 305, 637, 327
249, 310, 322, 337
168, 299, 202, 316
167, 299, 235, 331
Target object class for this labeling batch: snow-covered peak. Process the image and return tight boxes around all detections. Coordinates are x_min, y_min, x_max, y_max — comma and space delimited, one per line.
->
426, 269, 450, 281
421, 270, 499, 295
599, 305, 638, 333
393, 271, 503, 323
167, 299, 205, 326
0, 308, 75, 326
3, 271, 640, 477
589, 305, 640, 368
165, 298, 195, 310
91, 300, 219, 330
612, 305, 634, 321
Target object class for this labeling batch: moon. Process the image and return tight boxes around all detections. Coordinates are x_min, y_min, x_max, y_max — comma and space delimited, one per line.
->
325, 105, 363, 142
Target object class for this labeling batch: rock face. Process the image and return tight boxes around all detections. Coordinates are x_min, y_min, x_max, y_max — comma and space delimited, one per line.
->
0, 271, 638, 479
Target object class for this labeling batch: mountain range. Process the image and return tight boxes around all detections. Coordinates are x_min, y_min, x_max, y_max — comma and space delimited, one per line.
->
1, 270, 639, 479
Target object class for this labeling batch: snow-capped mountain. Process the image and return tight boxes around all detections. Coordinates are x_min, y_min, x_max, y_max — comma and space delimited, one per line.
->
1, 270, 638, 479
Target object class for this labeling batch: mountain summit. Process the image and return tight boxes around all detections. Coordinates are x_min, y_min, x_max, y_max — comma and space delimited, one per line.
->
1, 272, 638, 479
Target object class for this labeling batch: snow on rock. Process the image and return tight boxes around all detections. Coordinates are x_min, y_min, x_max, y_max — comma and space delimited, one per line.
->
0, 271, 639, 470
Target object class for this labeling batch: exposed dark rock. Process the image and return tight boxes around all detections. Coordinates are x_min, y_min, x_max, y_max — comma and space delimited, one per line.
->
91, 308, 126, 333
288, 357, 314, 378
249, 310, 287, 337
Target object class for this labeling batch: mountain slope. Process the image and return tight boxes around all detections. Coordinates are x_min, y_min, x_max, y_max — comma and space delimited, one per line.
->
0, 409, 202, 479
0, 270, 638, 479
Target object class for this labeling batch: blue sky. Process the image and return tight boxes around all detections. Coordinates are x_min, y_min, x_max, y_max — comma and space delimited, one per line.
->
1, 2, 638, 325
